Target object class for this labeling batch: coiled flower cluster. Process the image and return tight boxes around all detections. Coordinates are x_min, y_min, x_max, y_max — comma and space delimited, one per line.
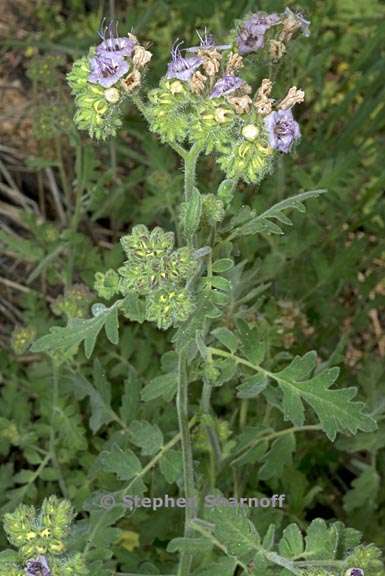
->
67, 10, 309, 182
67, 19, 151, 139
1, 496, 88, 576
94, 225, 197, 329
147, 10, 308, 184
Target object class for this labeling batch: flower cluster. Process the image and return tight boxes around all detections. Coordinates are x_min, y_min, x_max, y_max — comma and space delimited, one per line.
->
67, 19, 151, 139
10, 325, 37, 355
67, 9, 309, 182
148, 14, 308, 184
94, 225, 197, 329
1, 496, 88, 576
236, 7, 310, 60
344, 545, 385, 576
51, 284, 93, 320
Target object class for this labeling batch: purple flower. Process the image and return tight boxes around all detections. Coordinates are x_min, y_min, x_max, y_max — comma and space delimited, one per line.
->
166, 40, 203, 81
210, 75, 245, 98
237, 12, 280, 54
25, 556, 51, 576
96, 18, 136, 58
264, 109, 301, 153
88, 53, 129, 88
348, 570, 364, 576
284, 7, 311, 37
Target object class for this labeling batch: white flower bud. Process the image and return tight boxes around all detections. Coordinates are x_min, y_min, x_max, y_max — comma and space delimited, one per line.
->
104, 87, 120, 104
242, 124, 259, 141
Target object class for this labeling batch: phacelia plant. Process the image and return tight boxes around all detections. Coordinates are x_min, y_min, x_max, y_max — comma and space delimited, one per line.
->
24, 7, 383, 576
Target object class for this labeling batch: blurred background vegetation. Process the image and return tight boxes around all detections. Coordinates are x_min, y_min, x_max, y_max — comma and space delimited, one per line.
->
0, 0, 384, 562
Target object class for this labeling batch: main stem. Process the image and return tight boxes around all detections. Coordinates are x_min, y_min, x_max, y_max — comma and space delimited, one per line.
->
176, 353, 197, 576
176, 145, 201, 576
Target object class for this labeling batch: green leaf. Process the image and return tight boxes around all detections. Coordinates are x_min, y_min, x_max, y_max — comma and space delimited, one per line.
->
70, 373, 117, 433
278, 523, 304, 558
273, 352, 377, 440
31, 301, 121, 359
211, 276, 232, 292
304, 519, 339, 560
120, 293, 145, 323
195, 558, 237, 576
184, 186, 202, 237
212, 258, 234, 273
204, 504, 260, 557
343, 467, 380, 513
98, 443, 142, 481
233, 190, 326, 237
159, 449, 183, 483
217, 178, 236, 204
258, 433, 296, 480
237, 319, 266, 365
141, 372, 177, 402
0, 549, 18, 564
120, 376, 140, 424
167, 537, 212, 554
211, 327, 238, 353
237, 374, 268, 399
128, 420, 163, 455
263, 524, 276, 551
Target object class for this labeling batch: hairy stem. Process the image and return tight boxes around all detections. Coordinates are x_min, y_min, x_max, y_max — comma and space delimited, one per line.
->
183, 142, 201, 202
176, 352, 197, 576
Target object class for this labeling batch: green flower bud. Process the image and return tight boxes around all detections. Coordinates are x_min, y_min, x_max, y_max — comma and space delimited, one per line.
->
118, 259, 159, 295
189, 99, 236, 153
120, 225, 175, 260
40, 496, 73, 542
145, 288, 194, 330
218, 136, 274, 184
167, 247, 197, 282
203, 362, 221, 383
10, 326, 37, 355
202, 194, 225, 225
148, 79, 192, 143
51, 284, 93, 319
94, 269, 120, 300
3, 504, 36, 548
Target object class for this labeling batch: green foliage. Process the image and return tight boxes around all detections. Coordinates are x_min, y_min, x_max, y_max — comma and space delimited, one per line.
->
31, 301, 120, 360
1, 1, 385, 575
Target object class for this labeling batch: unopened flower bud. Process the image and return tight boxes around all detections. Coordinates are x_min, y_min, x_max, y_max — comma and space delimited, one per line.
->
169, 80, 185, 94
242, 124, 259, 141
214, 107, 233, 124
104, 87, 120, 103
